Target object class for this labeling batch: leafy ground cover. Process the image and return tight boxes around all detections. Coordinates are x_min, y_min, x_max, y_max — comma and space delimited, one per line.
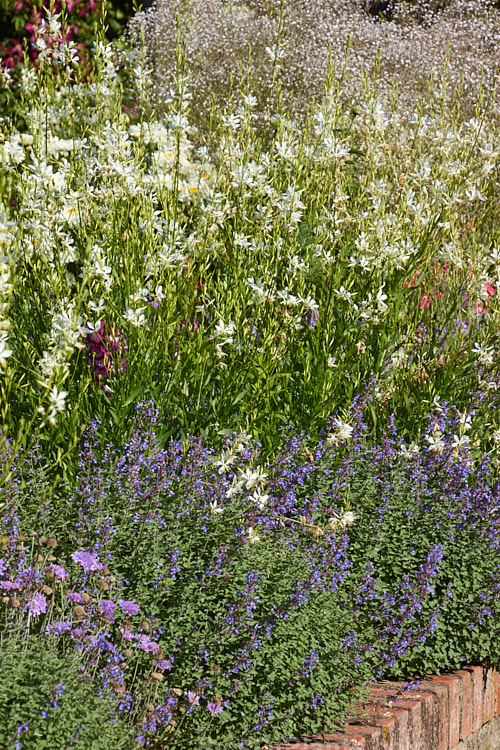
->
0, 1, 499, 747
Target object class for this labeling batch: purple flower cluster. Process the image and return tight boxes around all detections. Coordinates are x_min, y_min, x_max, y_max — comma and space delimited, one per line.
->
1, 391, 499, 746
85, 320, 127, 398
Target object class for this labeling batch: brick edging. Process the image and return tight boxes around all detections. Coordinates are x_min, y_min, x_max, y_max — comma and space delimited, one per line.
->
273, 667, 500, 750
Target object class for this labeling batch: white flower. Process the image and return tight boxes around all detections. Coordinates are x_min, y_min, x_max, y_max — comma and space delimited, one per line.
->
328, 511, 357, 530
247, 526, 261, 544
154, 285, 166, 302
327, 355, 337, 368
376, 287, 388, 313
248, 490, 269, 510
242, 94, 257, 108
48, 385, 67, 414
89, 299, 106, 316
239, 467, 268, 490
300, 296, 319, 313
340, 511, 357, 527
265, 44, 286, 63
221, 113, 240, 131
432, 395, 444, 414
0, 335, 13, 369
214, 449, 236, 475
209, 499, 224, 515
399, 442, 420, 459
334, 286, 355, 304
81, 320, 103, 336
451, 434, 470, 451
472, 342, 494, 366
326, 419, 353, 445
212, 319, 236, 344
458, 412, 472, 432
425, 433, 445, 454
123, 307, 147, 327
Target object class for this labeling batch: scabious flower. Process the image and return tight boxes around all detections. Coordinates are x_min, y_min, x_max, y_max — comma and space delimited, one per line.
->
207, 700, 223, 716
187, 690, 200, 706
118, 599, 140, 616
71, 549, 104, 573
100, 599, 117, 622
135, 634, 160, 653
29, 592, 47, 617
46, 563, 69, 580
155, 657, 174, 672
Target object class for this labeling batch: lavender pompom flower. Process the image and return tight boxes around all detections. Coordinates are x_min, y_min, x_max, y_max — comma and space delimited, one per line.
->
118, 599, 140, 616
29, 592, 47, 617
71, 550, 104, 573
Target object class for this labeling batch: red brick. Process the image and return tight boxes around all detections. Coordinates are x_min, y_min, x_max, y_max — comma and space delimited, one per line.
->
456, 670, 473, 740
363, 708, 397, 750
418, 680, 449, 750
318, 728, 372, 749
392, 699, 423, 748
496, 671, 500, 716
273, 726, 380, 750
341, 724, 383, 750
427, 674, 461, 747
273, 744, 353, 750
408, 692, 439, 750
465, 666, 484, 731
483, 669, 496, 723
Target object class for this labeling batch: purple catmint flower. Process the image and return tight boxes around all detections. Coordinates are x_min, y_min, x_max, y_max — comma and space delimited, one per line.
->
308, 309, 319, 329
0, 558, 7, 576
71, 549, 104, 573
47, 620, 71, 635
118, 599, 140, 616
29, 592, 47, 617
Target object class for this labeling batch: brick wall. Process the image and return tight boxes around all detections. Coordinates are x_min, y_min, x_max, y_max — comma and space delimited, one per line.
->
273, 667, 500, 750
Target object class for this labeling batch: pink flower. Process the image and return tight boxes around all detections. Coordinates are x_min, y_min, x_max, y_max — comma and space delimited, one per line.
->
207, 700, 223, 716
418, 295, 432, 309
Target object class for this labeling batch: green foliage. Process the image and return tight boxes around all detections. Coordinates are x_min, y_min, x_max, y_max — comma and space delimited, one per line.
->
0, 636, 133, 749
